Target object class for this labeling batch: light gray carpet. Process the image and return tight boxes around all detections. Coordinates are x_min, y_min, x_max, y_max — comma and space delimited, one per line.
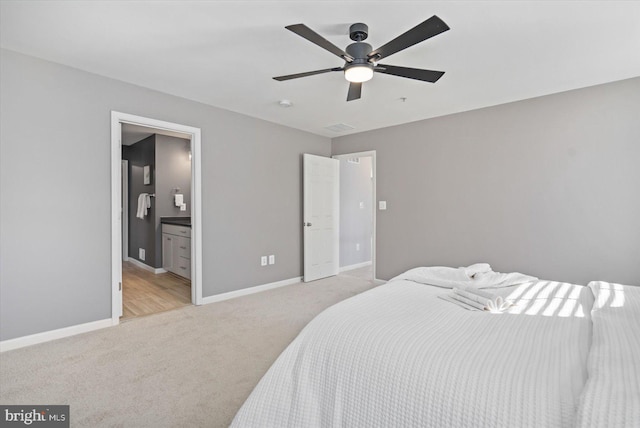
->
0, 273, 377, 427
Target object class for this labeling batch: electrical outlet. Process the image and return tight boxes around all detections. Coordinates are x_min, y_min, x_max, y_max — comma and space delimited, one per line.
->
261, 256, 268, 266
356, 243, 360, 251
268, 255, 275, 265
139, 248, 145, 261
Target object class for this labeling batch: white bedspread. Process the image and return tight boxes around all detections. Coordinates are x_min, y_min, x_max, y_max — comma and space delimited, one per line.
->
575, 281, 640, 427
232, 279, 594, 428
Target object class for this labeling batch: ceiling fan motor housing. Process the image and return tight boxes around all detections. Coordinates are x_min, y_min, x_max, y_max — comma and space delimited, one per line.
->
345, 42, 373, 62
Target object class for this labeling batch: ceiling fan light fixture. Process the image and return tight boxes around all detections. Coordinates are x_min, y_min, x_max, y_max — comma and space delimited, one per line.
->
344, 64, 374, 83
275, 16, 450, 101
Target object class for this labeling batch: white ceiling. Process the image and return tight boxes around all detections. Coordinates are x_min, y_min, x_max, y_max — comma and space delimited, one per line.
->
2, 1, 639, 138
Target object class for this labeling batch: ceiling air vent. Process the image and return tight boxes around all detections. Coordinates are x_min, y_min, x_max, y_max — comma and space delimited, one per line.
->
324, 123, 355, 133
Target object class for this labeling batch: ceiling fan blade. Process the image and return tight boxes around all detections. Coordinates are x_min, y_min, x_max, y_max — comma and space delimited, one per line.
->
273, 67, 342, 81
368, 15, 449, 61
347, 82, 362, 101
286, 24, 354, 62
375, 64, 445, 83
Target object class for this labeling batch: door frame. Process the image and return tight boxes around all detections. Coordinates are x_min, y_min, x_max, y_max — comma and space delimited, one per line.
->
332, 150, 377, 281
121, 159, 129, 261
110, 111, 203, 324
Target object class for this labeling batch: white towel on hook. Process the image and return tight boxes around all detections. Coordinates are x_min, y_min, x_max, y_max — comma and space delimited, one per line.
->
136, 193, 150, 219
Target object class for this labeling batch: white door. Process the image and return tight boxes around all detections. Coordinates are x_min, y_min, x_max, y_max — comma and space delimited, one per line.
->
303, 154, 339, 282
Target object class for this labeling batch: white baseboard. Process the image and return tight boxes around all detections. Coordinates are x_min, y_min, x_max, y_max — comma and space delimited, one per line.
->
0, 318, 114, 353
127, 257, 167, 274
202, 276, 302, 305
339, 261, 372, 272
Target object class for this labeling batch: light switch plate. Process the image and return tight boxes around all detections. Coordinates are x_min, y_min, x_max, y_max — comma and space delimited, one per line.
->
261, 256, 268, 266
379, 201, 387, 210
268, 255, 275, 265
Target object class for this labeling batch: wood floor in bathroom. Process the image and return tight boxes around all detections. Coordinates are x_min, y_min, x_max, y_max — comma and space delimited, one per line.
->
121, 261, 191, 320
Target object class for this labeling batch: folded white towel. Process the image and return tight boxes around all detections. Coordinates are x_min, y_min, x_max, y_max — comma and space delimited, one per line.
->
438, 295, 480, 311
136, 193, 150, 219
471, 271, 537, 289
440, 286, 514, 313
390, 266, 477, 288
391, 264, 537, 289
454, 286, 497, 305
485, 296, 513, 313
449, 293, 486, 310
463, 263, 492, 278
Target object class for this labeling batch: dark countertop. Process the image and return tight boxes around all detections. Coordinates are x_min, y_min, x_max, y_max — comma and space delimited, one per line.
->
160, 216, 191, 227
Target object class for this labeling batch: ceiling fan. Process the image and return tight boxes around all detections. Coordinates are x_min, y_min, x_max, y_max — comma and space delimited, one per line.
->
273, 16, 450, 101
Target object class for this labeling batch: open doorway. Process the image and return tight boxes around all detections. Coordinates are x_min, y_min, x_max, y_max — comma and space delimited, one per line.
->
120, 125, 193, 319
333, 151, 376, 281
111, 112, 202, 325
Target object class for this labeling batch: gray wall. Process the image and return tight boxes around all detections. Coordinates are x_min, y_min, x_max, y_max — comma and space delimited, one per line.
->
155, 135, 191, 218
333, 77, 640, 285
339, 157, 373, 268
122, 135, 156, 266
0, 49, 330, 341
154, 134, 192, 268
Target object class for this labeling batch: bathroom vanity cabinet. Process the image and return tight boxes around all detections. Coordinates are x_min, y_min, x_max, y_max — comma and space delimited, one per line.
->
162, 223, 191, 279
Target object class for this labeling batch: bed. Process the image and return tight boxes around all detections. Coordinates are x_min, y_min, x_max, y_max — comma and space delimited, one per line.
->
231, 267, 639, 428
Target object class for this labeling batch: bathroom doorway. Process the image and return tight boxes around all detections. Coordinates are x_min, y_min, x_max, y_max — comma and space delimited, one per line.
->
111, 112, 203, 324
120, 126, 193, 319
333, 151, 377, 281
